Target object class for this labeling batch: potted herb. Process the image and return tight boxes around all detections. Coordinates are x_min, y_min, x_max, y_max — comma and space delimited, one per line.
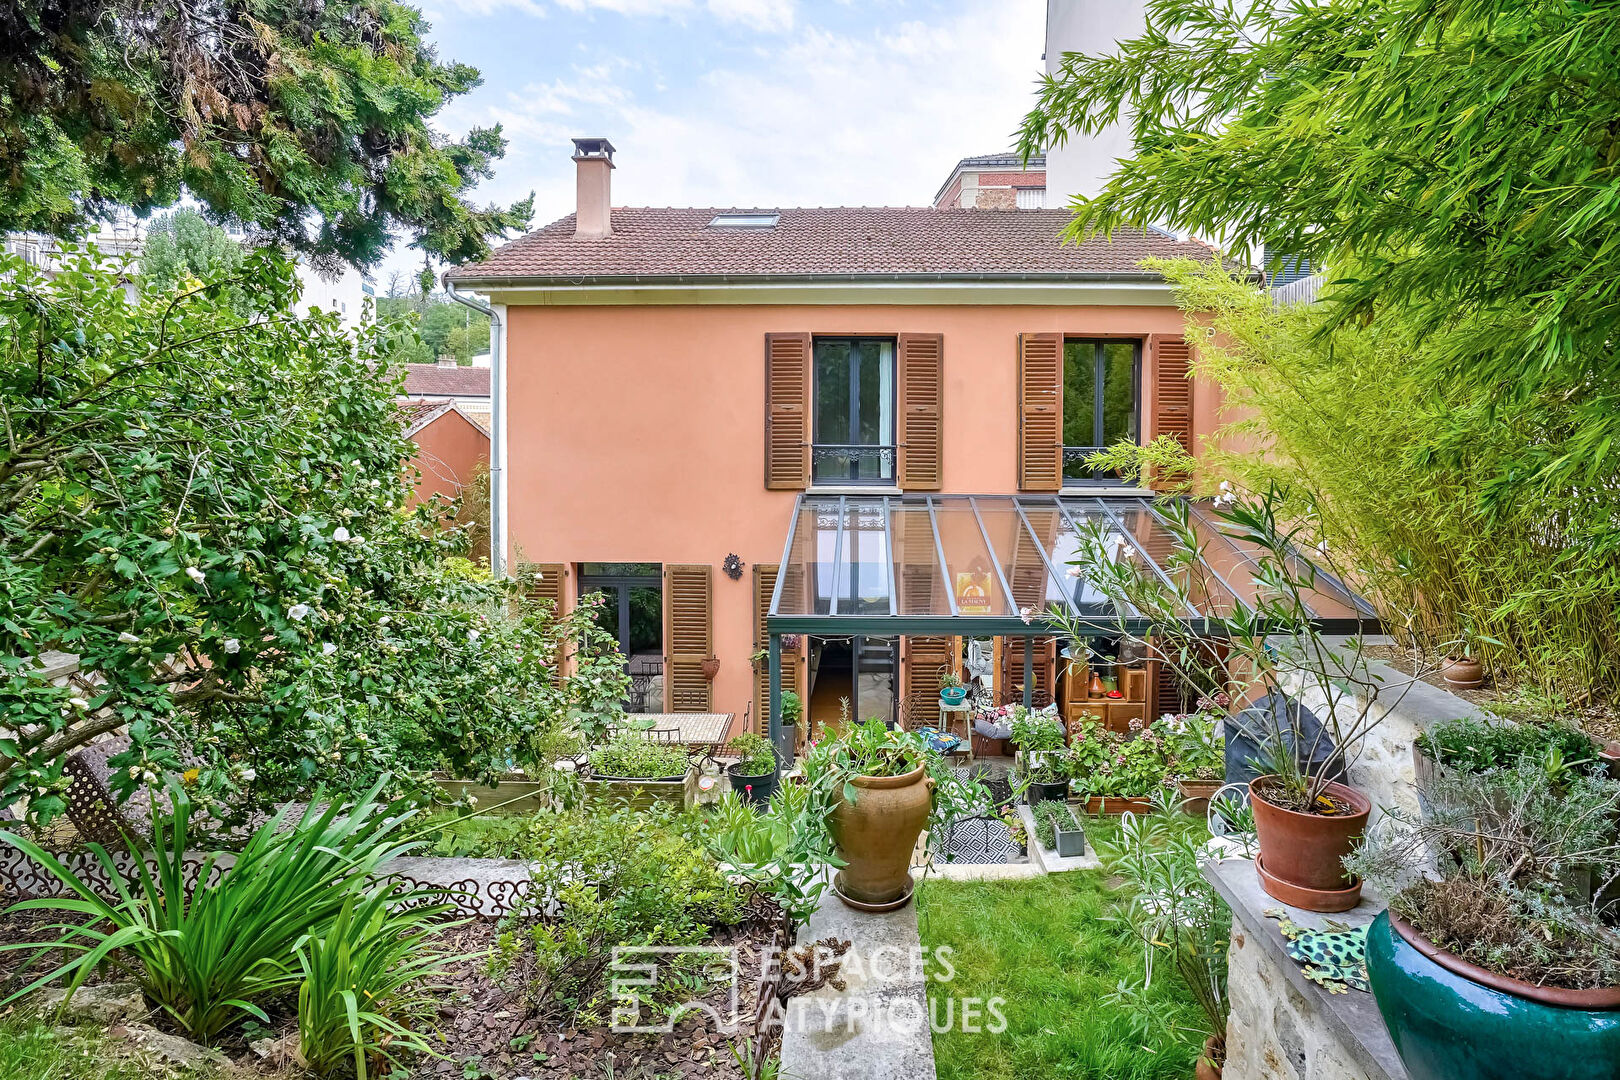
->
1348, 763, 1620, 1080
584, 733, 691, 807
726, 732, 778, 805
1439, 618, 1499, 690
1033, 799, 1087, 857
939, 670, 967, 707
1025, 754, 1072, 804
1415, 715, 1599, 788
802, 718, 987, 911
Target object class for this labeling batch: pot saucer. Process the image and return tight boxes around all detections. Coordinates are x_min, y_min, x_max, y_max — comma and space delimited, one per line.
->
1256, 853, 1363, 913
832, 872, 915, 913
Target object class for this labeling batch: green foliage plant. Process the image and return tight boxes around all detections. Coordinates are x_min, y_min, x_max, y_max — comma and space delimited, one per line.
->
0, 780, 445, 1044
586, 734, 689, 780
1094, 789, 1230, 1064
1066, 719, 1172, 799
0, 0, 532, 269
0, 248, 628, 823
726, 732, 776, 777
1417, 716, 1599, 779
1008, 709, 1064, 752
295, 887, 465, 1080
1154, 712, 1224, 782
706, 786, 835, 931
491, 803, 744, 1025
1032, 800, 1081, 851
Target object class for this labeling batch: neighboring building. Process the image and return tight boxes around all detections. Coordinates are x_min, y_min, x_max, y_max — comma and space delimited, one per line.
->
294, 261, 372, 331
400, 399, 490, 508
1041, 1, 1149, 207
448, 137, 1235, 742
400, 361, 492, 431
932, 153, 1048, 210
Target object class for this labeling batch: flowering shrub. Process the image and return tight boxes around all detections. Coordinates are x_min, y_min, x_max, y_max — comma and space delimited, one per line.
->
1066, 719, 1173, 798
0, 247, 627, 823
1152, 712, 1225, 782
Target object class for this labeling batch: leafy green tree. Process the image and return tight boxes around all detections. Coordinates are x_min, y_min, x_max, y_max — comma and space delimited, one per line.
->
1019, 0, 1620, 504
375, 293, 489, 365
0, 246, 625, 824
139, 210, 245, 307
0, 0, 532, 271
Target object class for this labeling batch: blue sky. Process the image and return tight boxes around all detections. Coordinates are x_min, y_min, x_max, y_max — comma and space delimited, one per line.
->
382, 0, 1047, 284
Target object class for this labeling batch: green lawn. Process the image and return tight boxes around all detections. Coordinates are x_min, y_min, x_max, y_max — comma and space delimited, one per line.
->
916, 872, 1203, 1080
0, 1020, 212, 1080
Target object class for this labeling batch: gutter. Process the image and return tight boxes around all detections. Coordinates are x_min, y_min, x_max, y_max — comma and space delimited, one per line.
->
443, 276, 506, 577
445, 269, 1177, 289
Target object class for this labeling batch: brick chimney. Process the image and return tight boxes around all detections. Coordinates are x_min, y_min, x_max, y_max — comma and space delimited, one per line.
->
572, 137, 615, 239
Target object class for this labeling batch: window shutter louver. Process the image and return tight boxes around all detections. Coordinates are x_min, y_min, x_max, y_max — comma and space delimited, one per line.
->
664, 564, 714, 712
519, 563, 567, 610
1150, 335, 1194, 456
897, 333, 944, 490
1001, 637, 1056, 705
752, 563, 800, 734
1017, 333, 1063, 491
902, 636, 955, 727
764, 333, 811, 489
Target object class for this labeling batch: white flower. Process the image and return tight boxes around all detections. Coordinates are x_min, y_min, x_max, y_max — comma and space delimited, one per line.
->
1219, 480, 1232, 493
128, 766, 140, 779
369, 478, 380, 488
378, 615, 391, 626
466, 795, 478, 806
185, 566, 206, 584
1315, 539, 1329, 556
288, 603, 311, 622
68, 696, 88, 710
467, 629, 481, 643
1066, 565, 1082, 578
238, 767, 257, 783
350, 535, 364, 545
321, 642, 337, 657
223, 638, 240, 654
333, 526, 351, 543
1018, 606, 1033, 625
118, 631, 140, 644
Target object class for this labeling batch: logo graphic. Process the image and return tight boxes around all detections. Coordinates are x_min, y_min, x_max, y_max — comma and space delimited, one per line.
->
610, 945, 741, 1033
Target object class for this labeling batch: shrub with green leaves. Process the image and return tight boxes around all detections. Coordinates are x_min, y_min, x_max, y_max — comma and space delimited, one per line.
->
0, 781, 448, 1045
0, 248, 628, 823
727, 732, 776, 776
1417, 716, 1599, 777
587, 734, 690, 780
490, 804, 745, 1024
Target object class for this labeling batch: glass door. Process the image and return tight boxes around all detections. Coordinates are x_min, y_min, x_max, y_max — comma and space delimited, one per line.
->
578, 563, 662, 712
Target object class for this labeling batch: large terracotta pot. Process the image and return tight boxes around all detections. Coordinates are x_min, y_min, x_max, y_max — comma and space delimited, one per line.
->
828, 764, 934, 909
1249, 776, 1370, 912
1366, 911, 1620, 1080
1440, 656, 1484, 689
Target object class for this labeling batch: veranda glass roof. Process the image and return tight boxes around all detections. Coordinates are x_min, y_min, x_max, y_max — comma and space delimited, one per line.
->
766, 494, 1380, 637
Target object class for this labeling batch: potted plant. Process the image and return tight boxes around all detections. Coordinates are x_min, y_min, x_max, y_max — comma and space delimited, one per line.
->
939, 670, 967, 707
1067, 718, 1165, 814
700, 656, 721, 681
1156, 712, 1226, 808
802, 718, 987, 911
1348, 762, 1620, 1080
726, 732, 778, 805
1009, 707, 1064, 757
1439, 619, 1499, 690
584, 733, 691, 808
1033, 799, 1087, 857
1050, 486, 1428, 911
1025, 754, 1072, 804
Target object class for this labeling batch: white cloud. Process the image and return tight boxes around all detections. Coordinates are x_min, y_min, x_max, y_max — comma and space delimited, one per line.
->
430, 0, 793, 29
465, 0, 1044, 215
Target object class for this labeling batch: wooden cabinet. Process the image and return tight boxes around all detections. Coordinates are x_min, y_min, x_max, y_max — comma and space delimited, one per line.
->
1061, 660, 1151, 734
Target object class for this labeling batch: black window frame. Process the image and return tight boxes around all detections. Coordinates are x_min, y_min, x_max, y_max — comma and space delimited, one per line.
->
810, 335, 898, 487
1062, 337, 1143, 487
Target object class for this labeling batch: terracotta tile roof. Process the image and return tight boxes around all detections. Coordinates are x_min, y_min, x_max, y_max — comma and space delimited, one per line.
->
397, 398, 454, 433
448, 207, 1214, 283
401, 363, 490, 398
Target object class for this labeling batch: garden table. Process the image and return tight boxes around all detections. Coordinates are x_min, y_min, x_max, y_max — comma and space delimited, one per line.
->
634, 712, 733, 749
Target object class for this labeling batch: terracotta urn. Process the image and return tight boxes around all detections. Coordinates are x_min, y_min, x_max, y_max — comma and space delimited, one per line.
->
700, 656, 721, 681
1249, 776, 1371, 912
828, 763, 934, 910
1440, 656, 1484, 689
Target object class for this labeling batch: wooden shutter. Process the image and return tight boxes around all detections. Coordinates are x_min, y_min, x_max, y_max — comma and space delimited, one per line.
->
765, 333, 811, 489
664, 564, 714, 712
1017, 333, 1063, 491
897, 333, 944, 490
902, 636, 956, 727
1150, 335, 1194, 455
1000, 636, 1056, 706
752, 563, 801, 734
519, 563, 566, 610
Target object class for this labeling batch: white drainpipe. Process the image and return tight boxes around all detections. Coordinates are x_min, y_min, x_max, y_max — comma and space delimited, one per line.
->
443, 277, 506, 576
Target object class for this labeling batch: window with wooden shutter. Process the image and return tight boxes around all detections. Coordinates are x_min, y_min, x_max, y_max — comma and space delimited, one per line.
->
764, 333, 811, 489
1150, 335, 1194, 455
752, 563, 801, 734
518, 563, 566, 609
998, 636, 1056, 705
664, 564, 714, 712
1017, 333, 1063, 491
902, 636, 955, 727
897, 333, 943, 490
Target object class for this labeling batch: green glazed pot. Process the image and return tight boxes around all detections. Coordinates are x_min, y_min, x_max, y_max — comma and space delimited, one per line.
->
1365, 911, 1620, 1080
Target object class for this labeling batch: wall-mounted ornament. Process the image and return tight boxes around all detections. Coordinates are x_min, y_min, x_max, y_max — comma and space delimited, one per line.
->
722, 553, 744, 581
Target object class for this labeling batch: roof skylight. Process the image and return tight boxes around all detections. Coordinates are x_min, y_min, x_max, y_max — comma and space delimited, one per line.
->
708, 213, 779, 229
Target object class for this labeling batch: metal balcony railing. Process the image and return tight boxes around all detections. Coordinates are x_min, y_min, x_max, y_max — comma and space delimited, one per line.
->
811, 443, 897, 485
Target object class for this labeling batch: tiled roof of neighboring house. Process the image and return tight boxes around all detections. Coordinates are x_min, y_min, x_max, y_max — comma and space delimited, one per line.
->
950, 152, 1047, 170
448, 207, 1213, 284
397, 398, 491, 439
401, 363, 490, 398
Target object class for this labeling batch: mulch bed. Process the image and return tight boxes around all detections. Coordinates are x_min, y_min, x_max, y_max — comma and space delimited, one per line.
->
414, 920, 777, 1080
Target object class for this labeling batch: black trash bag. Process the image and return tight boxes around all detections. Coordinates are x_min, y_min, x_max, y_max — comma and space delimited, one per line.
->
1223, 691, 1346, 788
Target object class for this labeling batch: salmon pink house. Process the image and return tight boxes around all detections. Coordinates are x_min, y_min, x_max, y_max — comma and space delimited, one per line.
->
445, 137, 1258, 752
